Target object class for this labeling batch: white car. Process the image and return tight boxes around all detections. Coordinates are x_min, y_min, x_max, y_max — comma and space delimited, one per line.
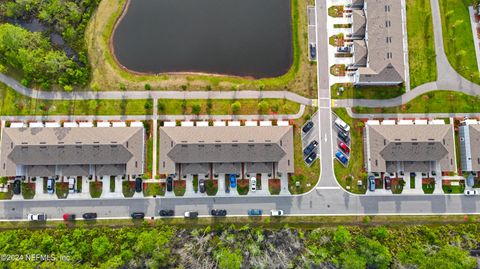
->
464, 189, 478, 196
27, 213, 47, 221
250, 177, 257, 192
68, 177, 76, 193
270, 210, 284, 216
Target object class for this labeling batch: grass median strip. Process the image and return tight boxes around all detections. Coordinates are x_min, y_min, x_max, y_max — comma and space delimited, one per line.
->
352, 90, 480, 114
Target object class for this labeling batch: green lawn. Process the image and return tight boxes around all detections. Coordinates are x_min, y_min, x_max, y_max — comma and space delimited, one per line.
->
331, 83, 405, 99
332, 108, 367, 194
353, 90, 480, 114
407, 0, 437, 88
109, 176, 115, 192
0, 82, 152, 116
143, 183, 165, 197
443, 181, 466, 193
55, 182, 69, 199
157, 98, 301, 115
289, 108, 320, 194
90, 181, 103, 198
439, 0, 480, 84
144, 121, 154, 179
122, 181, 135, 198
21, 183, 35, 199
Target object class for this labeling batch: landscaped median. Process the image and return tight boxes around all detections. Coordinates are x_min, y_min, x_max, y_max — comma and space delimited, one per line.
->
332, 108, 367, 194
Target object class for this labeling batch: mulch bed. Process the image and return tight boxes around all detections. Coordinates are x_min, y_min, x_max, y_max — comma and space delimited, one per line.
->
269, 179, 281, 195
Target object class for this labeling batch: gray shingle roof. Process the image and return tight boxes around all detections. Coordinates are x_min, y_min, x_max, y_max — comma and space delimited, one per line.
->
460, 124, 480, 171
365, 124, 456, 172
159, 126, 294, 175
352, 9, 366, 37
353, 40, 367, 66
0, 127, 144, 177
354, 0, 406, 85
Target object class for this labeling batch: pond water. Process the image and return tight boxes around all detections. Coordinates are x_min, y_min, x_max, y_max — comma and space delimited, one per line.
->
112, 0, 293, 78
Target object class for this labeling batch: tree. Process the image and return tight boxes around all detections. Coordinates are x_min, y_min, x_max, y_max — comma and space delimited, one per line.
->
257, 100, 270, 114
357, 237, 391, 269
144, 83, 151, 90
231, 101, 241, 114
333, 226, 352, 245
191, 104, 201, 115
418, 245, 476, 269
339, 250, 367, 269
91, 235, 112, 261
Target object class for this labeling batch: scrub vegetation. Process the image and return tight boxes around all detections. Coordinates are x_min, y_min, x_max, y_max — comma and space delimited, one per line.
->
0, 223, 479, 268
0, 0, 100, 90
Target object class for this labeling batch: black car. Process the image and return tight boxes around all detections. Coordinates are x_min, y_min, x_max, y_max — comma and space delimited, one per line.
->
82, 213, 97, 220
309, 43, 316, 59
303, 140, 319, 156
131, 212, 145, 219
159, 210, 174, 217
135, 178, 142, 193
302, 121, 314, 134
384, 176, 391, 190
199, 179, 205, 193
337, 46, 351, 53
13, 179, 21, 195
166, 177, 173, 192
211, 209, 227, 216
305, 152, 317, 165
338, 130, 350, 144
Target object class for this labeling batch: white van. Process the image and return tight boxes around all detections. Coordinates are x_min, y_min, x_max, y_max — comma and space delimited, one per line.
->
334, 118, 350, 132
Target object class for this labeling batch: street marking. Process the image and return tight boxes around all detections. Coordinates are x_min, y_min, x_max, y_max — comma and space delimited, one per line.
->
312, 99, 318, 107
324, 133, 327, 142
316, 186, 341, 190
319, 106, 331, 109
331, 99, 335, 107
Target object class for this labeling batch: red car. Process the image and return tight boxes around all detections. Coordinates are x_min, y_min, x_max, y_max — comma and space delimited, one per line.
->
63, 214, 76, 221
338, 142, 350, 154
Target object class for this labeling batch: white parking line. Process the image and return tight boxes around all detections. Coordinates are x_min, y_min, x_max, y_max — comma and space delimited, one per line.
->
316, 186, 341, 190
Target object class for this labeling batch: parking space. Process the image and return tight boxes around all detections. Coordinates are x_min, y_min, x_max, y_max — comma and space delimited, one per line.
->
301, 112, 320, 166
331, 112, 351, 167
307, 5, 317, 61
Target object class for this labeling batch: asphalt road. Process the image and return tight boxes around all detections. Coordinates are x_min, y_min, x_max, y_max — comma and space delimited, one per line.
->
0, 0, 479, 221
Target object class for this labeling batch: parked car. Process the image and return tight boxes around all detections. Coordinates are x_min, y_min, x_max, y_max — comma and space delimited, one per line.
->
211, 209, 227, 216
199, 179, 205, 193
250, 177, 257, 192
302, 121, 314, 134
335, 151, 348, 166
309, 43, 316, 59
63, 214, 76, 221
68, 177, 75, 193
464, 189, 479, 196
248, 209, 263, 216
184, 211, 198, 218
338, 142, 350, 155
166, 177, 173, 192
334, 118, 350, 132
305, 152, 317, 165
384, 176, 391, 190
131, 212, 145, 219
337, 46, 351, 53
135, 178, 142, 192
303, 140, 319, 156
46, 178, 55, 194
270, 210, 284, 216
82, 212, 97, 220
337, 130, 350, 144
27, 213, 47, 221
368, 176, 376, 191
229, 174, 237, 188
159, 210, 175, 216
13, 179, 21, 195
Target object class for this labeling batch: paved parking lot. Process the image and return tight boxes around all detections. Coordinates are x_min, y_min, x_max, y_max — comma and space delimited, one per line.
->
331, 112, 351, 166
301, 112, 320, 166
